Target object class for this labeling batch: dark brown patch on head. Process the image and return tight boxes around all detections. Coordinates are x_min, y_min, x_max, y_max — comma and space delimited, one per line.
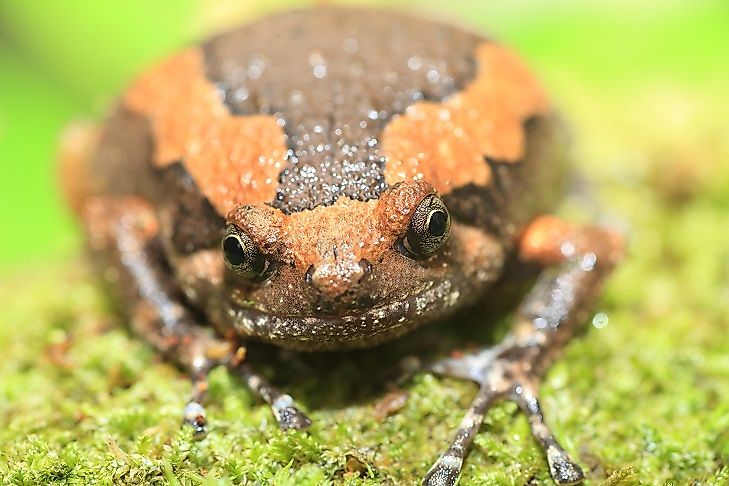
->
123, 48, 287, 216
202, 8, 483, 213
382, 43, 548, 195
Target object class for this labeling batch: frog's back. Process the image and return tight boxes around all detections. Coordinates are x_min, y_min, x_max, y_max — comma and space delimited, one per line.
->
90, 7, 568, 247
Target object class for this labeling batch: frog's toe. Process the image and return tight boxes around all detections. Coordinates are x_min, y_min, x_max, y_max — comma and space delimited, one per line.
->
511, 382, 584, 485
183, 401, 208, 440
272, 394, 312, 431
547, 448, 585, 486
422, 453, 463, 486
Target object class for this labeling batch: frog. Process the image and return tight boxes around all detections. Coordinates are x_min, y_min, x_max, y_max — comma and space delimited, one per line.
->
59, 7, 623, 486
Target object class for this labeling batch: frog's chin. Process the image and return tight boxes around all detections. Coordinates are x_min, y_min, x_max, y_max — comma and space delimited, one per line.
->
224, 278, 468, 351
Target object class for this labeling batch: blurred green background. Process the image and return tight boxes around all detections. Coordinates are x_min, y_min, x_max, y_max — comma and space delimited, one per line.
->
0, 0, 727, 270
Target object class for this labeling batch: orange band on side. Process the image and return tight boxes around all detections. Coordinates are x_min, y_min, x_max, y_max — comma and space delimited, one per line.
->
382, 43, 548, 195
519, 215, 625, 266
124, 48, 286, 216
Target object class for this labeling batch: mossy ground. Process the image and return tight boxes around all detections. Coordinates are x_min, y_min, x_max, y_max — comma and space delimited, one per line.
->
2, 2, 729, 485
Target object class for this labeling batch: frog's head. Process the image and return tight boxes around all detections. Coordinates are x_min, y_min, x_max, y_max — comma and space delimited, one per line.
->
221, 179, 504, 350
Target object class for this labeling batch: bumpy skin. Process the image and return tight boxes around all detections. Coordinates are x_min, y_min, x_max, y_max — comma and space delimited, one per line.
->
87, 8, 569, 350
67, 8, 623, 486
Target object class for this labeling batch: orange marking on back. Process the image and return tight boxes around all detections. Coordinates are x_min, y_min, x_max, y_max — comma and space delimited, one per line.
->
519, 215, 625, 266
124, 48, 286, 215
382, 43, 548, 194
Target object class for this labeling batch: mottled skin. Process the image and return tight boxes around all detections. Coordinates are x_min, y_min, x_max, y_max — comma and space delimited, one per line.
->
61, 8, 623, 486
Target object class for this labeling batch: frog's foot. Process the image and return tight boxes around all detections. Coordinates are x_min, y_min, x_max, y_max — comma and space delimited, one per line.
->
233, 363, 312, 431
422, 345, 584, 486
423, 216, 624, 486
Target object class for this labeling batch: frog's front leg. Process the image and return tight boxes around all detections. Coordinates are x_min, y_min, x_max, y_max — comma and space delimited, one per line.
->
83, 196, 311, 435
423, 216, 623, 486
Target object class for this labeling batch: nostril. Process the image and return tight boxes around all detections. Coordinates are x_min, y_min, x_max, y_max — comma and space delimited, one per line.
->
359, 259, 373, 277
306, 260, 369, 297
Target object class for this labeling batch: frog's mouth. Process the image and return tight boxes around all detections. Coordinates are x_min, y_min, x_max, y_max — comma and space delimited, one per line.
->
223, 278, 467, 351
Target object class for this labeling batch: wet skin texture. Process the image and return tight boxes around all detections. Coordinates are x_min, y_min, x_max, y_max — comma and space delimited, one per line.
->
63, 7, 623, 486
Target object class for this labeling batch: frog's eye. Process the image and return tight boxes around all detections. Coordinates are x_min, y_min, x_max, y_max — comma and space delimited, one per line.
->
221, 225, 271, 279
402, 194, 451, 258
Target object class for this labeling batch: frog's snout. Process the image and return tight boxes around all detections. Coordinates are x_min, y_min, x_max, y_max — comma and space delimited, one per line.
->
305, 258, 372, 299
